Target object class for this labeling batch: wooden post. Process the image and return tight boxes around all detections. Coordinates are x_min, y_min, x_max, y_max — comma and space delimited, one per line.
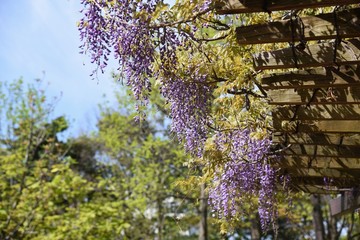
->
329, 191, 360, 217
311, 194, 326, 240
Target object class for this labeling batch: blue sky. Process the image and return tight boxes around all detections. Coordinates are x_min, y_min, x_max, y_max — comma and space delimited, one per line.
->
0, 0, 118, 136
0, 0, 176, 137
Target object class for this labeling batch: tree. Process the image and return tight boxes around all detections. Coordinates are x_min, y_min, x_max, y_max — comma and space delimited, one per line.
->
0, 79, 131, 239
0, 78, 69, 239
78, 0, 287, 233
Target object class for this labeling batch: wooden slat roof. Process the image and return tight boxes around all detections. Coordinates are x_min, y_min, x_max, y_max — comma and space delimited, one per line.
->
217, 1, 360, 194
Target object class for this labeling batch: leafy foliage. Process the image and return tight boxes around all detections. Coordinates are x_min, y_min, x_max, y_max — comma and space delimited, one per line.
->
96, 87, 222, 239
0, 79, 135, 239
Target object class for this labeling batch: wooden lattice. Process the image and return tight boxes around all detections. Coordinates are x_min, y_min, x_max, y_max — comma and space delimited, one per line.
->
217, 0, 360, 201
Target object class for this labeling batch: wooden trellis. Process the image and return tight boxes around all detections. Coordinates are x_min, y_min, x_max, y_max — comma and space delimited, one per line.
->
216, 0, 360, 212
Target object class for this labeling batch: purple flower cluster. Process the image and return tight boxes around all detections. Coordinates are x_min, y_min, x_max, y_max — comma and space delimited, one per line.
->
209, 129, 278, 231
79, 1, 111, 74
160, 71, 213, 157
79, 0, 214, 156
79, 0, 159, 103
258, 163, 277, 231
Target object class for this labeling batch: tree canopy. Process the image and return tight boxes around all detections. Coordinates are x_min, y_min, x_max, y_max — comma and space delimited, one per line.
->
0, 78, 222, 239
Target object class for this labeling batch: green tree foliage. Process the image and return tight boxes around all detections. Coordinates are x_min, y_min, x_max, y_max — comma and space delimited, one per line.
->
0, 79, 131, 239
0, 78, 67, 239
0, 78, 225, 239
96, 87, 224, 239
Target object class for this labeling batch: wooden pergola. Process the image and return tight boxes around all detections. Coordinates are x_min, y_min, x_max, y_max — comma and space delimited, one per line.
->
216, 0, 360, 216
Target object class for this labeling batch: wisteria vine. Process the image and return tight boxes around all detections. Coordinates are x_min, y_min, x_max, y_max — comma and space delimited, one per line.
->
78, 0, 287, 234
79, 0, 215, 156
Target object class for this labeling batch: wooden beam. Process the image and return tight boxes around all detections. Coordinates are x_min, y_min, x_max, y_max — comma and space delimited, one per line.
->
236, 8, 360, 44
276, 156, 360, 169
216, 0, 360, 14
253, 39, 360, 70
272, 132, 360, 146
287, 167, 357, 178
329, 192, 360, 217
294, 184, 340, 194
261, 65, 360, 90
290, 176, 359, 187
280, 144, 360, 157
268, 86, 360, 105
272, 105, 360, 120
275, 120, 360, 133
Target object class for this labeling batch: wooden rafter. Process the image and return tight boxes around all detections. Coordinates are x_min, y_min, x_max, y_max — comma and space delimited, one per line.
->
274, 120, 360, 133
287, 167, 359, 178
294, 184, 340, 194
267, 86, 360, 105
291, 176, 359, 186
280, 144, 360, 157
276, 156, 360, 169
236, 8, 360, 44
273, 105, 360, 120
261, 65, 360, 90
253, 38, 360, 70
272, 133, 360, 146
216, 0, 360, 14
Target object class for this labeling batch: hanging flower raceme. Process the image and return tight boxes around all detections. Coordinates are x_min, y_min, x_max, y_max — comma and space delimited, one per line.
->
160, 70, 213, 157
79, 0, 160, 104
79, 0, 218, 155
209, 129, 279, 232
